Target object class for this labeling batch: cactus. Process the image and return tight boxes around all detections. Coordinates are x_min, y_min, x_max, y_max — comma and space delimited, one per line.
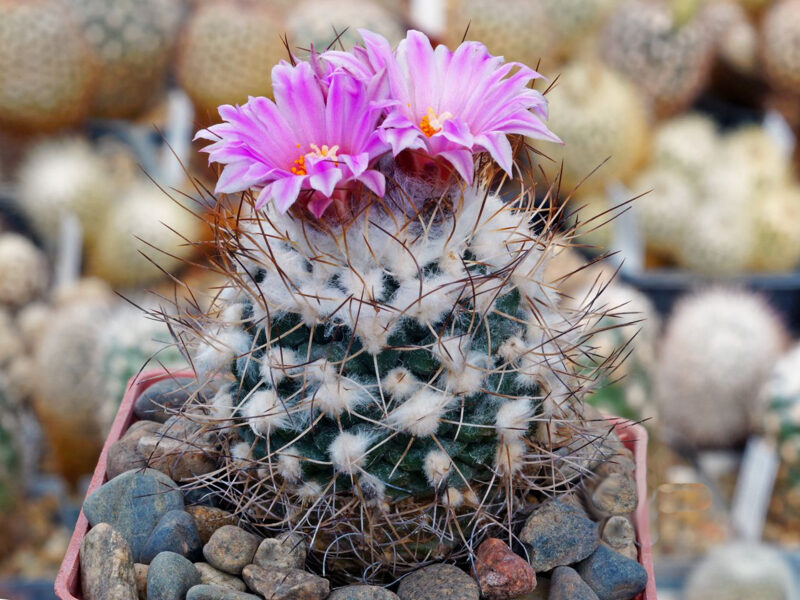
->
655, 289, 786, 449
16, 137, 114, 250
86, 181, 204, 288
762, 0, 800, 94
177, 0, 287, 115
650, 113, 718, 182
600, 0, 715, 117
539, 0, 622, 61
685, 543, 796, 600
64, 0, 184, 118
761, 343, 800, 531
0, 233, 47, 308
444, 0, 557, 68
286, 0, 405, 55
750, 186, 800, 272
0, 0, 98, 132
530, 60, 651, 194
702, 0, 759, 75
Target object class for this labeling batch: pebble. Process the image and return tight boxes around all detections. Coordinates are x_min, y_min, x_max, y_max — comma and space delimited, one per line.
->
590, 474, 638, 517
138, 416, 216, 482
195, 562, 248, 592
549, 566, 599, 600
187, 505, 238, 544
141, 509, 203, 563
593, 449, 636, 479
107, 421, 161, 480
242, 564, 330, 600
474, 538, 537, 600
83, 469, 183, 562
134, 564, 148, 600
576, 545, 647, 600
397, 564, 480, 600
253, 532, 307, 570
80, 523, 138, 600
186, 584, 261, 600
203, 525, 260, 575
134, 377, 205, 423
601, 517, 635, 551
328, 585, 400, 599
146, 551, 200, 600
519, 501, 600, 571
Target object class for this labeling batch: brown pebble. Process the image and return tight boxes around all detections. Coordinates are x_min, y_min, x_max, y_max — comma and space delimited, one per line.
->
474, 538, 537, 600
106, 421, 161, 480
242, 564, 330, 600
134, 563, 148, 600
203, 525, 260, 575
186, 505, 237, 544
80, 523, 138, 600
397, 563, 480, 600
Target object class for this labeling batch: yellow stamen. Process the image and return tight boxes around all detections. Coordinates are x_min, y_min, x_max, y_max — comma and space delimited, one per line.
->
290, 143, 342, 176
419, 106, 453, 138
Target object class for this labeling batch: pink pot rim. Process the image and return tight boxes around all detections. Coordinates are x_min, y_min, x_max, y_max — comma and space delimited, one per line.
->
55, 370, 656, 599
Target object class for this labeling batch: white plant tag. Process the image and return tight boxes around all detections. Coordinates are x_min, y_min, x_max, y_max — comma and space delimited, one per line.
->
763, 109, 796, 159
606, 181, 644, 275
54, 211, 82, 288
731, 436, 779, 542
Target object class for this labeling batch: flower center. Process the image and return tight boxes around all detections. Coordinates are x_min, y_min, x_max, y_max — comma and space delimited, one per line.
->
290, 143, 341, 176
419, 107, 453, 138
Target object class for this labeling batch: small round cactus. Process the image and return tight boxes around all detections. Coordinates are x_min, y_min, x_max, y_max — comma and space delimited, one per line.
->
750, 186, 800, 272
86, 181, 203, 288
600, 0, 715, 116
177, 0, 287, 115
655, 289, 786, 448
530, 60, 651, 193
16, 137, 114, 249
444, 0, 557, 69
762, 0, 800, 94
630, 166, 696, 261
286, 0, 405, 55
65, 0, 184, 118
685, 543, 796, 600
0, 0, 98, 132
539, 0, 622, 60
650, 113, 719, 182
0, 233, 47, 308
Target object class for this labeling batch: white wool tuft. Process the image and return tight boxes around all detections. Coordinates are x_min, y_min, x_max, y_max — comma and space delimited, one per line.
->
394, 275, 456, 325
329, 432, 371, 474
423, 450, 453, 487
351, 306, 395, 354
221, 303, 245, 326
209, 387, 235, 421
277, 447, 303, 482
358, 473, 387, 507
194, 327, 251, 378
389, 388, 453, 437
315, 377, 363, 417
462, 488, 480, 506
295, 279, 340, 325
498, 336, 527, 363
296, 481, 323, 503
446, 351, 488, 395
260, 347, 302, 384
230, 441, 252, 468
444, 487, 464, 508
382, 367, 419, 400
433, 335, 469, 372
340, 267, 386, 301
495, 399, 535, 442
495, 438, 526, 476
244, 388, 290, 435
439, 245, 467, 279
307, 360, 337, 384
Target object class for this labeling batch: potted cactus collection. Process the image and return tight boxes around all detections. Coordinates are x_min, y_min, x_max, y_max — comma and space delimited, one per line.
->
55, 28, 654, 600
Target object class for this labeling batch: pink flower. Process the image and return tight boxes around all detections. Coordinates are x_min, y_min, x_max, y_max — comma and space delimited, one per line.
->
325, 30, 560, 184
195, 60, 388, 218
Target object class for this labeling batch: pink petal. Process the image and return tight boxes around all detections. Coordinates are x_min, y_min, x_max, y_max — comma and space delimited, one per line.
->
269, 175, 305, 213
437, 148, 475, 184
358, 170, 386, 196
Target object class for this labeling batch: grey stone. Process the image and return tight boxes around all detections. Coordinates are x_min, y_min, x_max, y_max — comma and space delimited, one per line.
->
590, 474, 638, 517
186, 584, 260, 600
242, 564, 330, 600
549, 566, 599, 600
253, 532, 306, 570
80, 523, 138, 600
601, 516, 635, 550
187, 505, 237, 544
107, 421, 161, 480
195, 562, 248, 592
519, 500, 600, 571
146, 551, 200, 600
141, 509, 203, 563
328, 585, 400, 599
134, 377, 205, 423
203, 525, 260, 575
576, 545, 647, 600
83, 469, 183, 562
138, 416, 216, 482
397, 564, 480, 600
